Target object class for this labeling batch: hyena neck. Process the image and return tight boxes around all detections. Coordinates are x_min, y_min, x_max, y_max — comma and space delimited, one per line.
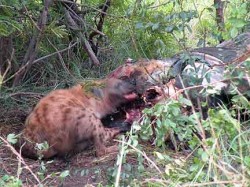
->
75, 84, 122, 119
93, 88, 121, 119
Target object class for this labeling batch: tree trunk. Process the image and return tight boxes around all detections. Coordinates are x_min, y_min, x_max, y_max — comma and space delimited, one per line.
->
12, 0, 54, 87
214, 0, 225, 43
0, 36, 13, 78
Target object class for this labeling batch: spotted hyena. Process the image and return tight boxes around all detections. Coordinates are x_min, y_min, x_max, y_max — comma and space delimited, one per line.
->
19, 78, 137, 159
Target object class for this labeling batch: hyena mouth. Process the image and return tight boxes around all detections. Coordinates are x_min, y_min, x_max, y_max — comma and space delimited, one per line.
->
102, 86, 163, 129
124, 92, 138, 100
144, 87, 162, 101
142, 86, 164, 104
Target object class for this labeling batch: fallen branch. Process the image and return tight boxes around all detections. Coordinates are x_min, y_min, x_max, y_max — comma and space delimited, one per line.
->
8, 92, 45, 98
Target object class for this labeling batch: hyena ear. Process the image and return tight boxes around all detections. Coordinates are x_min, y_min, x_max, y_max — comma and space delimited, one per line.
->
91, 88, 104, 98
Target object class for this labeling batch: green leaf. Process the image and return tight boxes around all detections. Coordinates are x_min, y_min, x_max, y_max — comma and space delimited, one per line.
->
165, 25, 175, 33
234, 20, 247, 28
205, 7, 214, 12
36, 141, 49, 150
132, 123, 141, 131
124, 163, 132, 171
166, 119, 176, 128
229, 18, 247, 28
179, 97, 192, 106
155, 151, 165, 160
171, 107, 180, 116
60, 170, 70, 179
138, 164, 145, 172
135, 22, 144, 29
180, 12, 187, 20
190, 164, 199, 171
2, 174, 10, 181
7, 133, 18, 144
152, 23, 160, 30
230, 27, 238, 38
201, 152, 209, 162
132, 139, 138, 147
244, 156, 250, 167
156, 119, 162, 128
206, 87, 219, 94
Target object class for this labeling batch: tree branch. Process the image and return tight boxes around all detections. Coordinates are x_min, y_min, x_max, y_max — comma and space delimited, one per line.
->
12, 0, 54, 87
214, 0, 225, 43
3, 42, 78, 85
63, 4, 100, 65
89, 0, 111, 54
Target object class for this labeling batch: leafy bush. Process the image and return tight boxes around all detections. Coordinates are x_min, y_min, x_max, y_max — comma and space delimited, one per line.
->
0, 175, 22, 187
109, 56, 250, 186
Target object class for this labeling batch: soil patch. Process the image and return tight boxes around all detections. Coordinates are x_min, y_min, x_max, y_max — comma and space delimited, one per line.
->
0, 123, 119, 186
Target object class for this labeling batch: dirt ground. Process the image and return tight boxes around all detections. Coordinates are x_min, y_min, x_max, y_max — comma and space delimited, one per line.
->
0, 121, 126, 186
0, 106, 118, 186
0, 101, 151, 186
0, 109, 183, 186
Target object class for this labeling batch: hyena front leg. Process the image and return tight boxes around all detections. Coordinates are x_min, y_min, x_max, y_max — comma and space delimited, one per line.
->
93, 121, 123, 157
71, 140, 92, 156
76, 114, 125, 157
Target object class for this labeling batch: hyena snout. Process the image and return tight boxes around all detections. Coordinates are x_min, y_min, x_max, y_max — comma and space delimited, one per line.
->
108, 79, 138, 101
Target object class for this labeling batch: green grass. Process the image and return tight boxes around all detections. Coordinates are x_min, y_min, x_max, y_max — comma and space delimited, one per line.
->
109, 94, 250, 187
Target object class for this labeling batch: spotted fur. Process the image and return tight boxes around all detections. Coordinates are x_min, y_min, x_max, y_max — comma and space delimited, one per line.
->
19, 78, 136, 159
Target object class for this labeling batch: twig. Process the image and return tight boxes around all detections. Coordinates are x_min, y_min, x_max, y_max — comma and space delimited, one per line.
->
0, 136, 42, 185
167, 76, 249, 100
23, 4, 40, 31
89, 0, 110, 53
63, 6, 100, 65
114, 137, 125, 187
8, 92, 45, 97
33, 42, 78, 64
181, 180, 242, 187
1, 49, 13, 85
3, 42, 78, 84
46, 38, 77, 81
142, 178, 173, 186
142, 177, 242, 186
115, 139, 164, 176
177, 75, 207, 145
58, 0, 122, 18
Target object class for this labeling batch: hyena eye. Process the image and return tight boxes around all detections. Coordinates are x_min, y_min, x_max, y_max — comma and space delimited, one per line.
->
115, 82, 123, 90
119, 76, 129, 81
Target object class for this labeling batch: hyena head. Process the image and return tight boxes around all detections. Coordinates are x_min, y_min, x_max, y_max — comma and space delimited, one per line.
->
90, 78, 137, 118
107, 59, 171, 94
104, 78, 137, 106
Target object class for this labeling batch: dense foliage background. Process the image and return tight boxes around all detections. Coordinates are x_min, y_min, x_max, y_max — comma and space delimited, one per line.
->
0, 0, 249, 88
0, 0, 249, 186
